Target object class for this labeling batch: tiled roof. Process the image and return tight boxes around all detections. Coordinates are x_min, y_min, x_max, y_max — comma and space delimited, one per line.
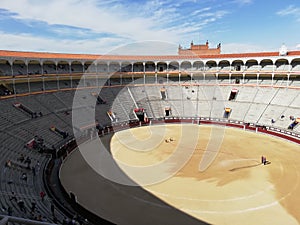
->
0, 50, 100, 60
0, 50, 300, 61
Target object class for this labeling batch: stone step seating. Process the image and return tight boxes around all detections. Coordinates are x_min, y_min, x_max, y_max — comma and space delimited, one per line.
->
34, 94, 67, 113
16, 96, 50, 116
129, 86, 154, 118
0, 100, 30, 126
52, 91, 74, 109
0, 143, 64, 223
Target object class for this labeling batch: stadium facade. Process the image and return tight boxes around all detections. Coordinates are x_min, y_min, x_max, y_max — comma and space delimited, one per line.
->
0, 44, 300, 225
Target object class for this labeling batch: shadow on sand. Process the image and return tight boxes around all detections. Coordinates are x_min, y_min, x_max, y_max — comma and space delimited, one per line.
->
229, 162, 262, 172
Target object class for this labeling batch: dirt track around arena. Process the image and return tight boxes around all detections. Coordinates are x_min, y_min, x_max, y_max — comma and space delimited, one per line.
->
61, 124, 300, 225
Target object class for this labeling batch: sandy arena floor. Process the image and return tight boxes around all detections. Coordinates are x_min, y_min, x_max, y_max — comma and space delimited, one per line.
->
60, 124, 300, 225
111, 124, 300, 225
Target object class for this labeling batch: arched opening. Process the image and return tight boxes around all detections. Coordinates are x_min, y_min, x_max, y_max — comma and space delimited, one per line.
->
157, 62, 167, 72
193, 61, 204, 71
232, 60, 244, 72
121, 61, 133, 84
121, 61, 132, 72
132, 62, 144, 84
43, 60, 56, 75
108, 62, 120, 73
260, 59, 273, 72
97, 61, 108, 73
291, 58, 300, 72
57, 61, 70, 74
245, 59, 259, 71
0, 59, 11, 76
133, 62, 143, 72
205, 60, 217, 71
28, 60, 42, 75
218, 60, 230, 71
145, 61, 155, 72
71, 61, 83, 74
181, 61, 192, 71
84, 61, 94, 73
12, 60, 26, 76
144, 61, 156, 84
259, 59, 273, 84
169, 61, 179, 71
275, 59, 290, 71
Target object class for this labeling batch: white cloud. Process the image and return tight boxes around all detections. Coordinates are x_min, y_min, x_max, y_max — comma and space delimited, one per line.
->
191, 7, 211, 16
0, 0, 228, 46
0, 31, 124, 54
51, 27, 95, 38
0, 0, 197, 42
277, 5, 300, 16
0, 32, 284, 55
0, 31, 179, 55
0, 0, 172, 41
277, 5, 300, 21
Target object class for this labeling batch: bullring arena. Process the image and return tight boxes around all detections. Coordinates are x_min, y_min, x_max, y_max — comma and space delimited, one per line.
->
60, 124, 300, 225
0, 44, 300, 225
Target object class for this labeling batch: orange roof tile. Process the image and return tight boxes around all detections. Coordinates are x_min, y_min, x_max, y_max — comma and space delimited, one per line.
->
0, 49, 300, 62
0, 50, 100, 60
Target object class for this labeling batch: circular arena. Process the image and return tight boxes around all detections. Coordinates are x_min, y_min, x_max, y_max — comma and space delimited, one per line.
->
61, 124, 300, 225
0, 47, 300, 225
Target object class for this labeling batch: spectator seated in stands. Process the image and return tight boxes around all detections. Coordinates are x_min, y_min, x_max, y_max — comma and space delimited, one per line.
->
17, 199, 26, 212
24, 156, 32, 168
9, 191, 17, 201
17, 153, 25, 162
21, 172, 28, 182
5, 160, 12, 168
7, 206, 12, 216
288, 121, 299, 130
30, 201, 36, 213
31, 112, 38, 118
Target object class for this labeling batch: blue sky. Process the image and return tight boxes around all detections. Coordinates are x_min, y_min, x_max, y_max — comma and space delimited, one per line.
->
0, 0, 299, 54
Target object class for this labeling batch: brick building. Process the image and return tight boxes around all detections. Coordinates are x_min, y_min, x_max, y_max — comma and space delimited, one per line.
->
178, 40, 221, 56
